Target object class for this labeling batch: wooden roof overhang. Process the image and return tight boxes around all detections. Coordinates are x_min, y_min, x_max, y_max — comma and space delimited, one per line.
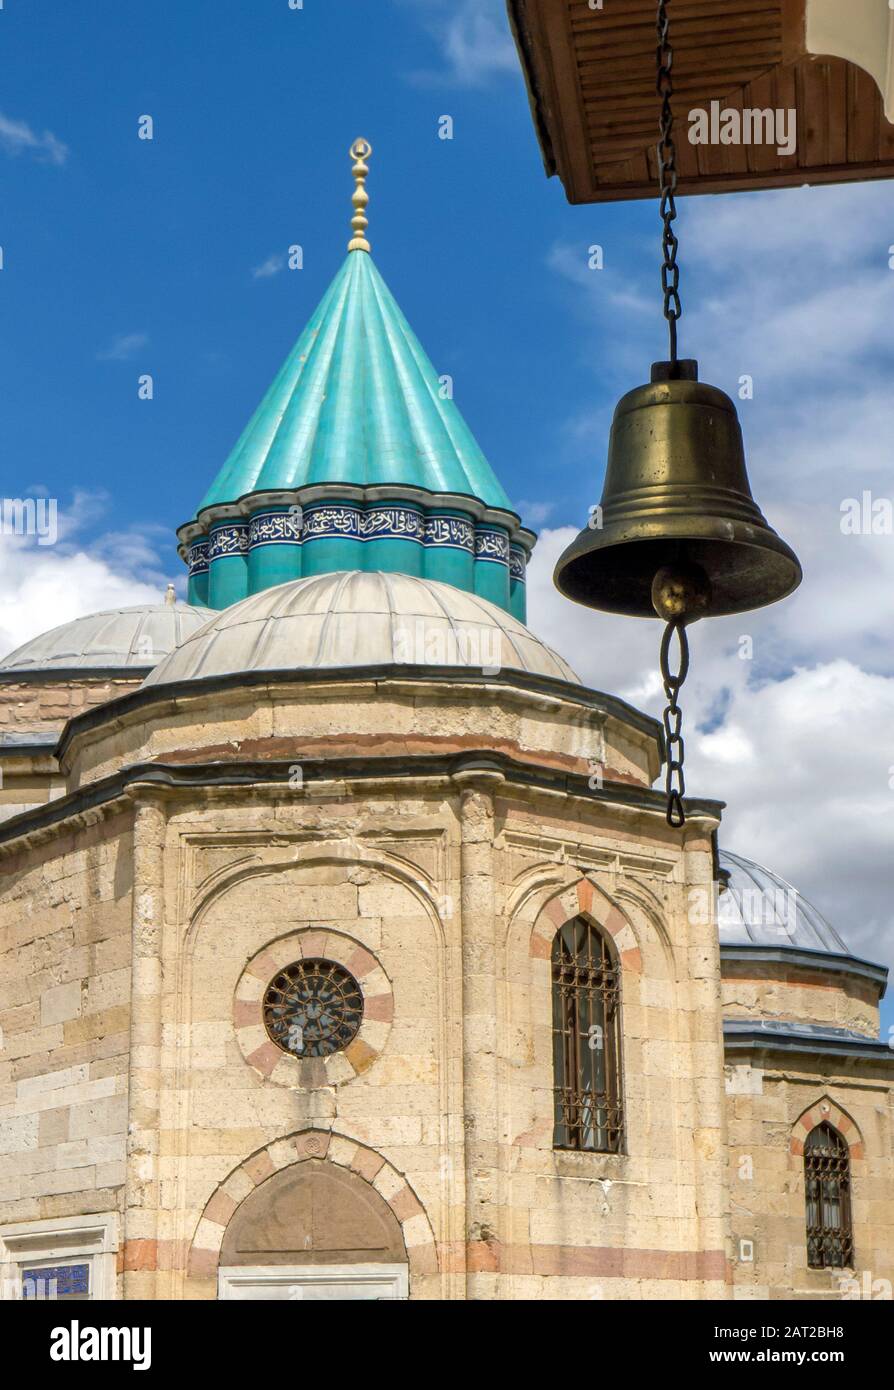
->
508, 0, 894, 202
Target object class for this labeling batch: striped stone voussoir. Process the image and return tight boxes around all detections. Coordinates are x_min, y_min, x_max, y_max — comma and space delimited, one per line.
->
187, 1129, 438, 1281
529, 876, 642, 973
233, 928, 393, 1088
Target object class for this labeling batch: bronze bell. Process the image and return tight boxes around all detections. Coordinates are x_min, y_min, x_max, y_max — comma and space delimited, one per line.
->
554, 361, 802, 620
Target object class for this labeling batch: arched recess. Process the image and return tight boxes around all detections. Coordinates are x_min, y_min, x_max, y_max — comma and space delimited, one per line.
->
521, 873, 644, 973
186, 838, 446, 953
223, 1161, 406, 1264
791, 1099, 862, 1274
503, 866, 681, 1156
188, 1129, 439, 1298
790, 1097, 865, 1160
168, 840, 452, 1293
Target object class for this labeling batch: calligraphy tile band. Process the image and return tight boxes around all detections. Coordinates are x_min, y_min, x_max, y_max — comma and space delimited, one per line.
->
193, 507, 526, 575
207, 524, 250, 561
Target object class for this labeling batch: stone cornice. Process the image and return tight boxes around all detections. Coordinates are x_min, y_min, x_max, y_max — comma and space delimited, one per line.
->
723, 1021, 894, 1068
176, 484, 535, 557
0, 750, 724, 857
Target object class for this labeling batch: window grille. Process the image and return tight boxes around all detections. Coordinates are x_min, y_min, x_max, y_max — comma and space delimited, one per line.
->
804, 1122, 854, 1269
551, 918, 623, 1153
263, 959, 363, 1058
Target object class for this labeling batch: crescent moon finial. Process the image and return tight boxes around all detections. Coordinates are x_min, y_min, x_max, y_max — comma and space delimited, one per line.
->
348, 138, 372, 253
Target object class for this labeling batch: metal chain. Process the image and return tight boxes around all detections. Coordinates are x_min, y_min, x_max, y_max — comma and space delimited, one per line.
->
659, 619, 689, 828
657, 0, 687, 826
656, 0, 681, 362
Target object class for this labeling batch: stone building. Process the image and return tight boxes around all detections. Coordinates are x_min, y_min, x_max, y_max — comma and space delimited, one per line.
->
1, 165, 891, 1302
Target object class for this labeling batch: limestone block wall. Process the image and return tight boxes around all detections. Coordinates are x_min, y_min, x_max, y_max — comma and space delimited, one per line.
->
0, 810, 133, 1281
721, 959, 881, 1036
136, 789, 457, 1300
59, 677, 659, 794
0, 677, 143, 738
116, 775, 729, 1301
725, 1064, 894, 1299
0, 750, 66, 823
0, 661, 744, 1301
0, 675, 143, 822
488, 795, 730, 1300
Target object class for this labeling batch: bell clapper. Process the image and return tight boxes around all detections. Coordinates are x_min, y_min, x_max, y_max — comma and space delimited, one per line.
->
652, 562, 711, 830
651, 561, 712, 624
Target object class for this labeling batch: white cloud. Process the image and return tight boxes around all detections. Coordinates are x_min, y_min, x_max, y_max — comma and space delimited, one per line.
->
252, 253, 286, 280
526, 529, 894, 987
0, 112, 68, 165
96, 332, 149, 362
685, 182, 890, 270
535, 188, 894, 1002
398, 0, 518, 86
0, 494, 178, 659
516, 498, 554, 526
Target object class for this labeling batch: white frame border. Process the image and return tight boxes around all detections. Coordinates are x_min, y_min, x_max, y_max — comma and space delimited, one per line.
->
218, 1263, 409, 1301
0, 1212, 118, 1302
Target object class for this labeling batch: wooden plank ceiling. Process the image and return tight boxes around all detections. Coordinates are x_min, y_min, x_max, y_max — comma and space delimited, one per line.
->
509, 0, 894, 202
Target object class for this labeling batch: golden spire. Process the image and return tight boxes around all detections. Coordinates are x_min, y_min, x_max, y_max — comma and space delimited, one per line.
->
348, 138, 372, 253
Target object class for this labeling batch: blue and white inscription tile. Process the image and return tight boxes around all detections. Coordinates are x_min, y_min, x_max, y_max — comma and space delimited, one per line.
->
208, 524, 249, 560
249, 511, 303, 548
475, 529, 510, 564
423, 515, 475, 553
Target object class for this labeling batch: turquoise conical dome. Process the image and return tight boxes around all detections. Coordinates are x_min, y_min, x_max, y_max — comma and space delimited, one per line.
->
198, 252, 513, 510
178, 246, 534, 621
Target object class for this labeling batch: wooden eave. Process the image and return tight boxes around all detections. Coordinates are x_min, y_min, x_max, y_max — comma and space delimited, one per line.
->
508, 0, 894, 202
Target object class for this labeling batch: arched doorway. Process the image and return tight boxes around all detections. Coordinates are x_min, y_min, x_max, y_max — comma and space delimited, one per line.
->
217, 1159, 409, 1300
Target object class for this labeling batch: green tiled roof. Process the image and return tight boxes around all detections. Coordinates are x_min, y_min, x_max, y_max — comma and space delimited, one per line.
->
194, 251, 513, 514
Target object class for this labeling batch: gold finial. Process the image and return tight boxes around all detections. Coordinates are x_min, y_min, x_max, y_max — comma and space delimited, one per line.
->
348, 138, 372, 253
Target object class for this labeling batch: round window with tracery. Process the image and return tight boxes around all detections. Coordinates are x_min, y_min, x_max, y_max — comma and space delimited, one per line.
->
262, 959, 364, 1058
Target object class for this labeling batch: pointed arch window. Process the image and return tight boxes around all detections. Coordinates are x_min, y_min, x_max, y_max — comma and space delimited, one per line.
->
551, 917, 623, 1153
804, 1123, 854, 1269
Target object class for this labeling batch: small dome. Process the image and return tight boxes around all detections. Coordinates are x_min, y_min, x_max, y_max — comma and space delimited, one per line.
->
142, 571, 580, 687
0, 601, 215, 675
718, 849, 851, 955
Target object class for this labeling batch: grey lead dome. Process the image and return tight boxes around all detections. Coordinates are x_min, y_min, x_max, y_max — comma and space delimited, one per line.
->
142, 571, 581, 687
718, 849, 852, 955
0, 601, 215, 674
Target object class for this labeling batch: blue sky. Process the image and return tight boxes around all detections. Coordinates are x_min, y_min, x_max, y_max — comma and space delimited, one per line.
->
2, 0, 894, 1037
1, 0, 650, 546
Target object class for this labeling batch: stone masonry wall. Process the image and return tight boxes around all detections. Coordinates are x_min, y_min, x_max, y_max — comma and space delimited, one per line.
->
0, 810, 133, 1283
725, 1062, 894, 1299
114, 777, 729, 1300
721, 961, 881, 1036
0, 677, 144, 738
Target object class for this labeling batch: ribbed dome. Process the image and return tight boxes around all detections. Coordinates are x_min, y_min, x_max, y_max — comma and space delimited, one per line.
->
0, 601, 215, 675
142, 572, 580, 687
192, 253, 514, 513
718, 849, 851, 955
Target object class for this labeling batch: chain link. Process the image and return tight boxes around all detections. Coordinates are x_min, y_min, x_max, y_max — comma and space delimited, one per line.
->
656, 0, 681, 362
655, 2, 689, 827
659, 619, 689, 828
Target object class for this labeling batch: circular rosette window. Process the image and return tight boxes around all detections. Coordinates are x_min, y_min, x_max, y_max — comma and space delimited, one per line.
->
263, 958, 363, 1059
234, 932, 393, 1088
